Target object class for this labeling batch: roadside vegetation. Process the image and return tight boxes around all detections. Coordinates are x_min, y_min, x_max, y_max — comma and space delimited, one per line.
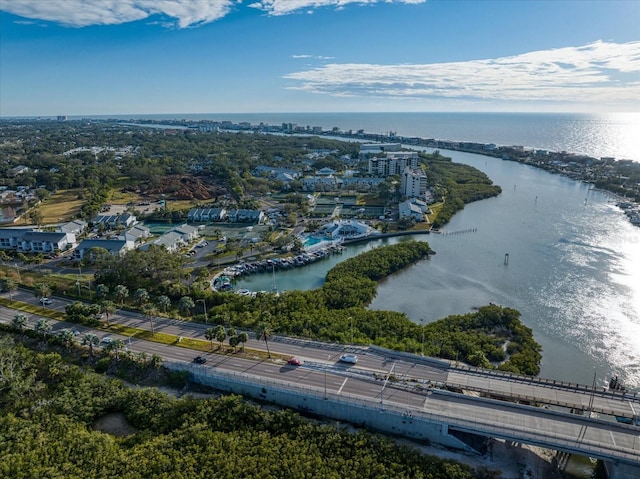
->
0, 334, 491, 479
1, 241, 542, 375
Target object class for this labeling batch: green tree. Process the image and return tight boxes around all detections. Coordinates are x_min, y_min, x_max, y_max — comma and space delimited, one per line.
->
82, 333, 100, 356
28, 207, 43, 228
229, 334, 239, 352
204, 327, 216, 350
142, 303, 157, 335
257, 323, 273, 358
34, 318, 51, 339
99, 300, 117, 327
215, 325, 227, 349
95, 284, 110, 300
113, 285, 129, 306
157, 295, 171, 314
238, 331, 249, 352
11, 313, 28, 333
178, 296, 195, 316
134, 288, 150, 306
57, 329, 75, 350
104, 338, 125, 360
1, 278, 18, 302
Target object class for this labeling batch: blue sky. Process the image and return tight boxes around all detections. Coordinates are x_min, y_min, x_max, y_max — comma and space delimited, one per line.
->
1, 0, 639, 116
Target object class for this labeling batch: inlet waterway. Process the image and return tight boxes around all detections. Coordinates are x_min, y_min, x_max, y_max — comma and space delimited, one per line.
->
235, 150, 640, 388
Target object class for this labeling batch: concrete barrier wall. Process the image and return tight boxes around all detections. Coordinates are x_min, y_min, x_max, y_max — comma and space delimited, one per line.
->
166, 361, 473, 452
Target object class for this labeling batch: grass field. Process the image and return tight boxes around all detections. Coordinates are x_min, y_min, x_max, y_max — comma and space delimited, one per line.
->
38, 189, 85, 224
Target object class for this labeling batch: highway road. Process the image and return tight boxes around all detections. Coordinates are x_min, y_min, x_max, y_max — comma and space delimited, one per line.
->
2, 290, 640, 465
2, 288, 638, 420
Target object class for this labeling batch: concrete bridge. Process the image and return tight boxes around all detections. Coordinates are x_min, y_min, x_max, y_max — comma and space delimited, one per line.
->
169, 360, 640, 479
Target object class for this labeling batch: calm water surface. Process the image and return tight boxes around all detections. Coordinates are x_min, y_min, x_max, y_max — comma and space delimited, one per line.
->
237, 150, 640, 388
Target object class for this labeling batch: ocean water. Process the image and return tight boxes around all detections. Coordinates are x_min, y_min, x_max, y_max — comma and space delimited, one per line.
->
91, 111, 640, 162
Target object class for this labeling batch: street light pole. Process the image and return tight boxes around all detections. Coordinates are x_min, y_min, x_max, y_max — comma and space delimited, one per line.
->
349, 316, 353, 344
197, 299, 207, 323
420, 318, 425, 356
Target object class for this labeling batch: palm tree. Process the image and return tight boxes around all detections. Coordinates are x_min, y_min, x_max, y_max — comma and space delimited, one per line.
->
95, 284, 110, 300
34, 282, 52, 305
142, 303, 157, 335
178, 296, 195, 316
35, 318, 52, 339
104, 338, 125, 360
58, 328, 75, 350
204, 327, 216, 350
238, 331, 249, 352
134, 288, 149, 307
215, 325, 227, 350
113, 284, 129, 306
157, 295, 171, 314
257, 323, 273, 358
229, 335, 239, 352
11, 313, 28, 332
82, 333, 99, 356
2, 278, 17, 302
100, 300, 117, 327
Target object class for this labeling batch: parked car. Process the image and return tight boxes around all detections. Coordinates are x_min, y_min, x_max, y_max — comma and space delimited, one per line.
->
101, 337, 114, 344
339, 354, 358, 364
193, 356, 207, 364
287, 357, 303, 366
39, 297, 53, 305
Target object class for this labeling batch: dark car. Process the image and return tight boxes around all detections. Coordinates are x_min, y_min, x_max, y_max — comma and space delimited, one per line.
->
193, 356, 207, 364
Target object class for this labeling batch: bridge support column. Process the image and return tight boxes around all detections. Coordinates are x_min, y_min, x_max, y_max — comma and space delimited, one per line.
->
604, 460, 640, 479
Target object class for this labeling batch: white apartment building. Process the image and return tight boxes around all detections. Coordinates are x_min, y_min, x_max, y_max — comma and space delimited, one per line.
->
368, 152, 419, 176
401, 166, 428, 198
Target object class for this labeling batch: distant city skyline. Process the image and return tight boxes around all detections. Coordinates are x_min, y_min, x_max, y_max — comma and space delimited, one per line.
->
1, 0, 639, 117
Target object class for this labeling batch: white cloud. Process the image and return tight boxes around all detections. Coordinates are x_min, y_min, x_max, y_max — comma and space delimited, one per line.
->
284, 41, 640, 106
249, 0, 425, 16
1, 0, 237, 28
2, 0, 425, 28
292, 54, 335, 60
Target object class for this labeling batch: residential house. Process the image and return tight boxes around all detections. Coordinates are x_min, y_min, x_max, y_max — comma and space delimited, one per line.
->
93, 213, 137, 230
228, 209, 265, 224
142, 231, 185, 253
74, 239, 133, 260
398, 198, 431, 222
58, 219, 88, 236
187, 207, 227, 222
342, 177, 386, 191
119, 224, 151, 244
301, 176, 338, 192
172, 224, 199, 242
19, 231, 76, 253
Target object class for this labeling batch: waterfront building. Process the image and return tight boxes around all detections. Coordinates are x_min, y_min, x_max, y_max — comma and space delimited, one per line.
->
401, 166, 428, 198
368, 152, 419, 176
319, 219, 375, 240
398, 198, 430, 222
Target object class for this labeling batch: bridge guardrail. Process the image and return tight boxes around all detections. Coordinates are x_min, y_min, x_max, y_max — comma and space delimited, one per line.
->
167, 360, 640, 466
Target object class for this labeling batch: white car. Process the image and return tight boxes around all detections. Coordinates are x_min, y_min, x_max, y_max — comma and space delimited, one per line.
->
39, 297, 53, 305
339, 354, 358, 364
101, 337, 114, 344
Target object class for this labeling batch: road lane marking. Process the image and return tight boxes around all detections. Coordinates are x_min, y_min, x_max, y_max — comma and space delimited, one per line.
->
609, 430, 617, 447
337, 378, 348, 395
